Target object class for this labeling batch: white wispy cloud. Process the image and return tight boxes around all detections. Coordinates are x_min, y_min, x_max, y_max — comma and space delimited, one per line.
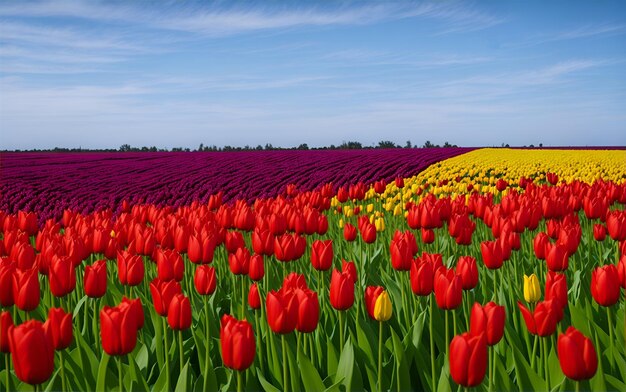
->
510, 23, 626, 47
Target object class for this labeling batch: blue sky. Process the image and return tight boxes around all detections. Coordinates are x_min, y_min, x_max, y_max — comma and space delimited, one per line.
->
1, 0, 625, 149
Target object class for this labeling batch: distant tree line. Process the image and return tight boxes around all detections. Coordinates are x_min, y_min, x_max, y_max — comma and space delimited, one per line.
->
4, 140, 470, 153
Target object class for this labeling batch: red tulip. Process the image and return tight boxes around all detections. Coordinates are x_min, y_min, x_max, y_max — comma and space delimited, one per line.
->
187, 233, 216, 264
390, 237, 412, 271
117, 250, 144, 286
13, 268, 40, 311
252, 228, 274, 256
194, 265, 217, 296
341, 260, 358, 284
248, 283, 261, 310
150, 279, 182, 316
364, 286, 384, 320
225, 231, 245, 253
311, 240, 333, 271
283, 272, 308, 291
167, 294, 192, 330
606, 211, 626, 241
274, 234, 296, 262
617, 255, 626, 289
266, 289, 298, 334
449, 332, 488, 387
49, 255, 76, 297
0, 311, 13, 353
121, 297, 144, 329
44, 307, 73, 350
533, 232, 550, 260
100, 302, 139, 356
469, 302, 505, 346
248, 254, 265, 281
545, 271, 568, 309
591, 264, 620, 307
220, 314, 255, 371
228, 247, 250, 275
343, 223, 357, 242
557, 327, 598, 381
546, 244, 568, 272
593, 224, 606, 241
361, 222, 377, 243
155, 249, 184, 282
456, 256, 478, 290
84, 260, 107, 298
480, 241, 503, 270
410, 258, 434, 296
10, 242, 36, 270
8, 320, 55, 385
17, 211, 38, 235
296, 288, 319, 333
330, 269, 355, 311
518, 300, 561, 337
0, 260, 15, 307
434, 268, 463, 310
421, 228, 435, 244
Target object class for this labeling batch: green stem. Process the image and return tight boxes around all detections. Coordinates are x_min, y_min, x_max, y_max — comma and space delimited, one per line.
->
543, 338, 549, 390
162, 318, 170, 391
530, 335, 538, 370
445, 311, 449, 358
241, 276, 246, 320
281, 335, 288, 392
378, 321, 383, 392
60, 352, 67, 392
493, 269, 497, 301
117, 356, 123, 392
430, 294, 436, 391
607, 306, 614, 368
5, 354, 10, 392
237, 371, 243, 392
203, 296, 211, 392
575, 381, 580, 392
489, 346, 494, 392
339, 311, 344, 354
179, 330, 184, 373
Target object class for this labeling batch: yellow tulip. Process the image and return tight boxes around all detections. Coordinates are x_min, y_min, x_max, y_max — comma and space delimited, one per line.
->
110, 230, 116, 238
375, 217, 385, 232
523, 274, 541, 303
374, 291, 392, 321
338, 219, 344, 229
366, 203, 374, 213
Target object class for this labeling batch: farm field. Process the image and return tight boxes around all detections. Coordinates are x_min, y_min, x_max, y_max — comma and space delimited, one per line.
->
0, 147, 625, 392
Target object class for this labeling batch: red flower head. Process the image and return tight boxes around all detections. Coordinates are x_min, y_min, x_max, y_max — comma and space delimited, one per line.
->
557, 327, 598, 381
469, 302, 505, 346
449, 332, 488, 387
220, 315, 255, 371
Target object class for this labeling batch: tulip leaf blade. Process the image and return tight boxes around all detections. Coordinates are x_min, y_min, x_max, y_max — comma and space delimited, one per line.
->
257, 369, 281, 392
174, 360, 190, 392
297, 344, 326, 392
96, 353, 112, 392
511, 343, 544, 392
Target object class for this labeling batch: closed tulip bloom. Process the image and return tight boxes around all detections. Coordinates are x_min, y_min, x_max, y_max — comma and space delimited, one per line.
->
248, 254, 265, 281
546, 244, 568, 272
220, 314, 255, 371
150, 279, 182, 316
343, 223, 357, 242
248, 283, 261, 310
421, 228, 435, 244
0, 261, 15, 307
361, 222, 377, 243
518, 300, 562, 337
480, 241, 503, 270
13, 268, 40, 311
374, 291, 392, 322
0, 311, 13, 353
311, 240, 333, 271
434, 268, 463, 310
84, 260, 107, 298
194, 265, 217, 296
121, 297, 145, 329
330, 269, 355, 311
523, 274, 541, 303
469, 302, 505, 346
228, 247, 250, 275
341, 260, 358, 284
296, 288, 319, 333
11, 242, 36, 270
117, 251, 144, 286
533, 232, 550, 260
49, 255, 76, 297
449, 332, 488, 387
17, 211, 39, 235
44, 307, 73, 350
390, 238, 412, 271
225, 231, 245, 253
156, 249, 184, 282
593, 224, 606, 241
410, 258, 434, 296
274, 234, 296, 262
283, 272, 308, 291
252, 228, 274, 256
8, 320, 55, 385
557, 327, 598, 381
545, 271, 568, 309
456, 256, 478, 290
266, 289, 298, 334
100, 303, 138, 356
168, 294, 192, 330
618, 255, 626, 289
365, 286, 385, 320
187, 233, 216, 264
591, 264, 620, 307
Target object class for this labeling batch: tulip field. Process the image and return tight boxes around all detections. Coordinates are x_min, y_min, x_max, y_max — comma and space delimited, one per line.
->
1, 147, 626, 392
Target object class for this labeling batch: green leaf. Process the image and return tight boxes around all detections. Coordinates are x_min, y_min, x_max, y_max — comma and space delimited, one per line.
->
297, 345, 326, 392
390, 326, 411, 391
96, 353, 111, 392
334, 340, 357, 391
174, 360, 190, 392
511, 342, 545, 391
436, 360, 451, 392
258, 369, 281, 392
128, 351, 150, 392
